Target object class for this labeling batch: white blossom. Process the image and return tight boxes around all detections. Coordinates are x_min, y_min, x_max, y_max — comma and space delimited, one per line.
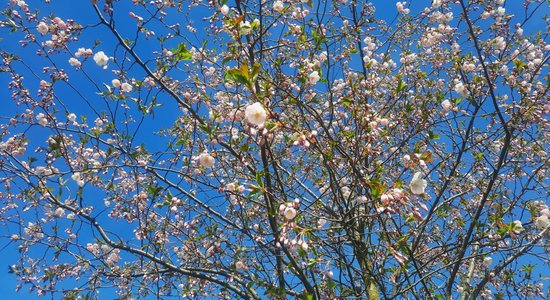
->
121, 82, 133, 93
71, 172, 85, 187
512, 220, 523, 230
36, 113, 48, 127
308, 71, 320, 85
284, 207, 297, 220
94, 118, 104, 127
357, 195, 368, 204
67, 113, 77, 122
535, 215, 550, 230
235, 261, 245, 270
93, 51, 109, 67
68, 57, 81, 67
220, 4, 229, 15
199, 152, 215, 168
240, 21, 252, 35
53, 207, 65, 218
441, 100, 452, 112
494, 36, 506, 50
454, 81, 467, 95
410, 172, 427, 195
112, 79, 121, 88
273, 1, 284, 12
245, 102, 267, 126
37, 22, 49, 35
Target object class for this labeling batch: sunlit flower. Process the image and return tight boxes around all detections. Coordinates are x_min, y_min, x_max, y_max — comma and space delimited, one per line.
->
410, 172, 427, 195
71, 172, 85, 187
396, 2, 410, 15
68, 57, 81, 67
273, 1, 284, 12
93, 51, 109, 67
67, 113, 77, 122
95, 118, 104, 127
235, 261, 245, 270
308, 71, 320, 85
284, 207, 297, 220
454, 81, 466, 95
516, 25, 523, 36
220, 4, 229, 15
121, 82, 133, 93
483, 257, 492, 267
240, 21, 251, 35
245, 102, 267, 126
512, 220, 523, 230
112, 79, 121, 88
199, 152, 215, 168
535, 215, 549, 230
441, 100, 452, 111
53, 207, 65, 218
36, 113, 48, 127
393, 188, 404, 199
37, 22, 49, 35
494, 36, 506, 50
510, 220, 523, 238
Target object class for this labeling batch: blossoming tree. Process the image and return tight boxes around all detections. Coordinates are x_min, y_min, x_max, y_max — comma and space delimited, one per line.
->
1, 0, 549, 299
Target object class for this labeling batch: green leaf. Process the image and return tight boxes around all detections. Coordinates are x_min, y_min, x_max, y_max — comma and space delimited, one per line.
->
341, 97, 352, 107
368, 280, 380, 300
255, 171, 263, 188
226, 61, 254, 88
251, 62, 261, 81
302, 293, 314, 300
428, 130, 440, 140
396, 79, 407, 93
174, 138, 187, 146
199, 123, 214, 136
222, 56, 232, 65
226, 69, 249, 85
173, 43, 193, 61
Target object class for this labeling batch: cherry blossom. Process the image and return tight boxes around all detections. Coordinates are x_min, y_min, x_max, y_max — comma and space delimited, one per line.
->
441, 99, 452, 112
121, 82, 133, 93
68, 57, 81, 67
1, 0, 548, 299
244, 102, 267, 126
198, 152, 215, 168
37, 21, 48, 34
410, 172, 427, 195
535, 215, 550, 230
273, 1, 284, 12
220, 4, 229, 15
308, 71, 320, 85
111, 79, 121, 88
283, 206, 297, 220
239, 20, 252, 35
93, 51, 109, 67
